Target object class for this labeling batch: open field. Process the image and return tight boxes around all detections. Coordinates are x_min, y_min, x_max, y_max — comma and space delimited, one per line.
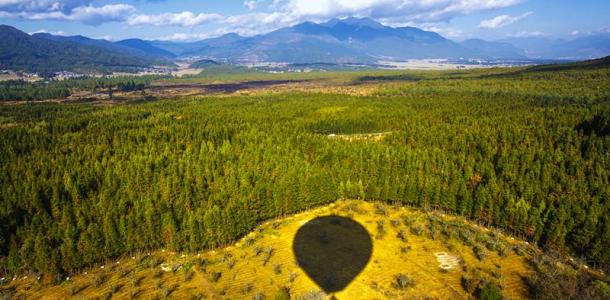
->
3, 200, 538, 299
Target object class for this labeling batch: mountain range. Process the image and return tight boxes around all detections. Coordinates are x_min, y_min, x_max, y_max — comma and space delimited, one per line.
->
1, 17, 610, 72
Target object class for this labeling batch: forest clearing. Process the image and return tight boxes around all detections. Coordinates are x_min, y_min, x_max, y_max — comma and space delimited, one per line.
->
4, 200, 543, 299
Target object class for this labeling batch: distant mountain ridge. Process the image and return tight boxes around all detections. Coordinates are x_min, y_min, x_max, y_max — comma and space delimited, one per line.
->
0, 25, 173, 73
149, 17, 513, 63
148, 18, 609, 63
1, 18, 610, 72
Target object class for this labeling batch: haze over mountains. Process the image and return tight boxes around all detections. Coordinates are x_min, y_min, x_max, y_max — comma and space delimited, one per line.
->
2, 17, 610, 72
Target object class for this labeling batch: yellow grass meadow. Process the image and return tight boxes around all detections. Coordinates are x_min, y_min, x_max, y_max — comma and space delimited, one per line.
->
7, 200, 534, 299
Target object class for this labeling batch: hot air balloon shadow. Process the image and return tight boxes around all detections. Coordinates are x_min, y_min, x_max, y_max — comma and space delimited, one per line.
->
292, 215, 373, 294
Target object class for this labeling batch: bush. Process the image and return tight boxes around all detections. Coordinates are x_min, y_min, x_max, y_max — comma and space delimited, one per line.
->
210, 271, 222, 282
184, 270, 194, 282
93, 273, 106, 288
263, 247, 274, 266
477, 282, 502, 300
410, 224, 424, 236
153, 269, 164, 278
130, 274, 142, 287
242, 283, 254, 294
396, 229, 407, 242
374, 203, 388, 216
376, 220, 386, 239
110, 284, 122, 294
461, 272, 484, 295
393, 273, 415, 289
473, 245, 486, 261
275, 287, 291, 300
253, 292, 266, 300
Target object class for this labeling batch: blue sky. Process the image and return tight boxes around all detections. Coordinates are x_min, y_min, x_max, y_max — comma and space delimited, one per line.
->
1, 0, 609, 41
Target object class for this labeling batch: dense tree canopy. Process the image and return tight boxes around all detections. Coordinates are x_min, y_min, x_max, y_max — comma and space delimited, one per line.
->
0, 67, 609, 279
0, 76, 161, 101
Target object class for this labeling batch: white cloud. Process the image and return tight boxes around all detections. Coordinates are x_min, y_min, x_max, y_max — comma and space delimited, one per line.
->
244, 0, 264, 10
421, 25, 463, 38
29, 29, 67, 36
0, 4, 135, 25
507, 31, 544, 38
478, 11, 532, 29
158, 32, 213, 41
0, 0, 95, 12
127, 11, 223, 27
1, 0, 525, 35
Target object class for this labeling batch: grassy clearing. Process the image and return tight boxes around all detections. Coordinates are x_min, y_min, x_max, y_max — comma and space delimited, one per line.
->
5, 200, 536, 299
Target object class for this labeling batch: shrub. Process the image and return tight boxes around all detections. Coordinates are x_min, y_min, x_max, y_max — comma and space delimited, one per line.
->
110, 284, 122, 294
477, 282, 503, 300
263, 247, 274, 266
275, 287, 291, 300
473, 245, 486, 261
374, 203, 388, 216
130, 274, 142, 288
376, 220, 386, 239
401, 214, 414, 226
461, 274, 480, 294
242, 283, 254, 294
118, 267, 131, 278
184, 270, 194, 282
396, 230, 407, 242
252, 292, 266, 300
210, 271, 222, 282
93, 273, 106, 288
227, 259, 236, 269
393, 273, 415, 289
410, 224, 424, 236
400, 246, 411, 254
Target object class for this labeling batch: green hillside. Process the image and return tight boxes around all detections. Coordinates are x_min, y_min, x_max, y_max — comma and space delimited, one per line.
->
0, 25, 170, 73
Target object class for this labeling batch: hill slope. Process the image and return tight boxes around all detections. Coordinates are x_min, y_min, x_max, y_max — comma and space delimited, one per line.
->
1, 200, 536, 299
0, 25, 171, 73
4, 200, 606, 299
115, 39, 176, 58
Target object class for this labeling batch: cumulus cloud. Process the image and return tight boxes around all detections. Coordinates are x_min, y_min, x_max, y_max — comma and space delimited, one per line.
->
127, 11, 223, 27
478, 11, 532, 29
0, 0, 95, 12
244, 0, 264, 10
1, 0, 525, 34
0, 0, 136, 25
